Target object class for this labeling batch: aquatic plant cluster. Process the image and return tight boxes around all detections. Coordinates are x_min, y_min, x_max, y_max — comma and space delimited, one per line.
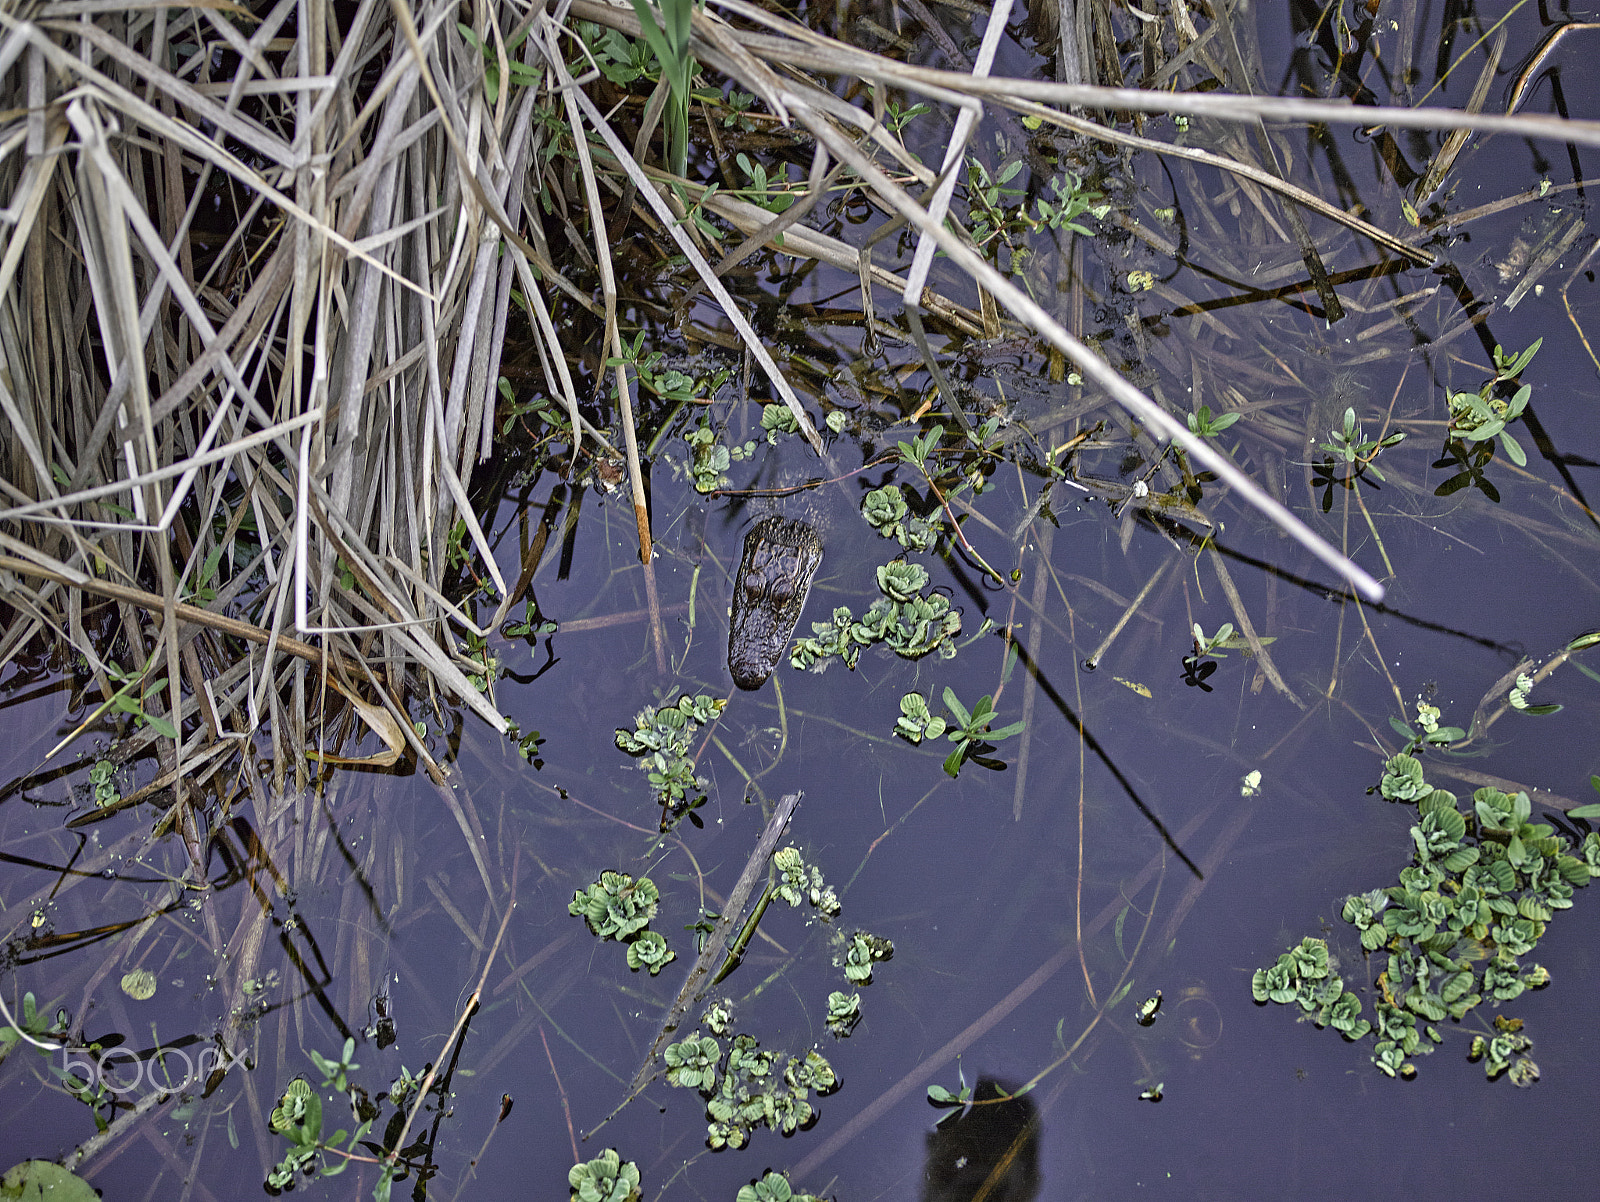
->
655, 868, 889, 1149
1255, 753, 1600, 1082
660, 1015, 845, 1150
614, 693, 727, 827
788, 561, 962, 672
568, 1148, 641, 1202
566, 1153, 820, 1202
569, 832, 879, 1161
264, 1037, 428, 1197
772, 846, 841, 917
860, 483, 941, 551
735, 1171, 826, 1202
568, 871, 676, 976
897, 686, 1027, 777
665, 1032, 840, 1150
683, 417, 758, 493
681, 864, 878, 1148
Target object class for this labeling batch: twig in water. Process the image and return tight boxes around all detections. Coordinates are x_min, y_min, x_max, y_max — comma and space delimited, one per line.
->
382, 902, 518, 1177
543, 1026, 578, 1163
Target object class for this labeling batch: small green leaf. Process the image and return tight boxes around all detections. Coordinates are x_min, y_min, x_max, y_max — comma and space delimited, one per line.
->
942, 743, 967, 778
1498, 429, 1527, 467
942, 687, 971, 729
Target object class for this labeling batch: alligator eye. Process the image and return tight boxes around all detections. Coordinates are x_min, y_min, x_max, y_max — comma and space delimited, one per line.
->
769, 579, 795, 602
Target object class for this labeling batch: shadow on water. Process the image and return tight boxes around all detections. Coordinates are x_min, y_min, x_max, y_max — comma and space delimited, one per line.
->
922, 1079, 1039, 1202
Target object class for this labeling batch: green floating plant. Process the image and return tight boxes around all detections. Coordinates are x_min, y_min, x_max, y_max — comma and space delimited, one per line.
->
894, 691, 948, 744
759, 402, 799, 441
1431, 339, 1540, 501
265, 1037, 417, 1197
1469, 1016, 1538, 1084
861, 483, 941, 551
1507, 672, 1562, 716
682, 418, 756, 493
1386, 696, 1467, 756
789, 562, 961, 673
772, 846, 840, 918
1186, 404, 1240, 440
825, 990, 862, 1038
1445, 338, 1541, 468
1310, 406, 1406, 512
664, 1035, 721, 1091
789, 607, 874, 671
838, 930, 894, 985
1032, 169, 1110, 236
626, 929, 676, 976
569, 1149, 642, 1202
1134, 991, 1162, 1026
703, 999, 733, 1036
896, 685, 1030, 771
902, 691, 1024, 774
1257, 751, 1598, 1082
88, 760, 120, 808
939, 688, 1024, 778
1251, 937, 1370, 1040
962, 160, 1108, 250
1572, 774, 1600, 822
0, 1163, 98, 1202
1191, 622, 1235, 658
569, 872, 660, 942
736, 1170, 824, 1202
0, 991, 65, 1062
712, 847, 840, 986
615, 693, 726, 825
570, 872, 675, 975
927, 1063, 974, 1124
663, 1032, 839, 1150
1319, 406, 1407, 479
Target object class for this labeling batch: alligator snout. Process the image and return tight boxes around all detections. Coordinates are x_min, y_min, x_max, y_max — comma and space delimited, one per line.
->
727, 516, 823, 690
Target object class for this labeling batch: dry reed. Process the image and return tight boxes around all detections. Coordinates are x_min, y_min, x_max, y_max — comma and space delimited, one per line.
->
4, 0, 1590, 790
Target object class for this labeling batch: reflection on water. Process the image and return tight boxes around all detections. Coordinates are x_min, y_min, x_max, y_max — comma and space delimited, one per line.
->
923, 1078, 1040, 1202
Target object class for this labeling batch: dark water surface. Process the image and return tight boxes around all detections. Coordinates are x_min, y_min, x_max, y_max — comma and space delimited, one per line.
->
3, 3, 1600, 1200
